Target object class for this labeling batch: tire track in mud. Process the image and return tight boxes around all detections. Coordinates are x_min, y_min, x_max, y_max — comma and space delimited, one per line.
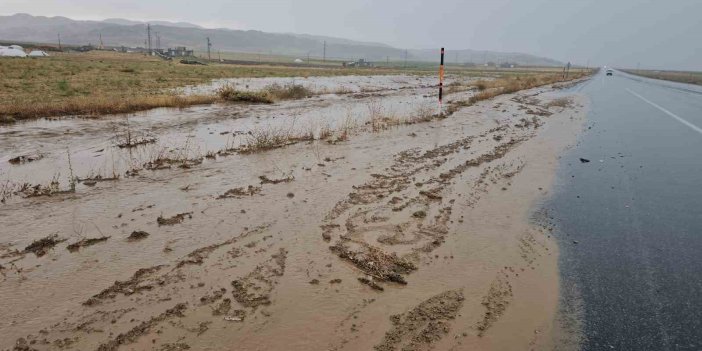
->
321, 124, 533, 291
468, 210, 560, 341
374, 289, 465, 351
9, 224, 291, 350
319, 93, 566, 349
2, 89, 579, 350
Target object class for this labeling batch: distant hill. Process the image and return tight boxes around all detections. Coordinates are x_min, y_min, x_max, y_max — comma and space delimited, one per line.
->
103, 18, 204, 29
0, 13, 563, 66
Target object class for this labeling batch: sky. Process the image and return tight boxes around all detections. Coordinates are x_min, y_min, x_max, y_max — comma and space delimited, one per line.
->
2, 0, 701, 70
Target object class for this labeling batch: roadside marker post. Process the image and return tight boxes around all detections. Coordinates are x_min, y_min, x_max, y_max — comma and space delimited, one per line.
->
439, 47, 445, 115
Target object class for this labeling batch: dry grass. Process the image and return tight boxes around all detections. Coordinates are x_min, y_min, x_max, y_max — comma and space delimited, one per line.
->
443, 72, 589, 115
1, 94, 216, 122
622, 69, 702, 86
0, 50, 592, 123
262, 83, 314, 100
216, 85, 274, 103
239, 125, 308, 153
0, 51, 404, 122
545, 97, 572, 108
367, 101, 401, 132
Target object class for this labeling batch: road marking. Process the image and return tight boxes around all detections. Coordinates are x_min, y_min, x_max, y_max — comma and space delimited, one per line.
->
626, 88, 702, 135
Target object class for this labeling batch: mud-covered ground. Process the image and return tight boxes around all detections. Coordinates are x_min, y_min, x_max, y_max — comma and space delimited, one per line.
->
0, 74, 589, 350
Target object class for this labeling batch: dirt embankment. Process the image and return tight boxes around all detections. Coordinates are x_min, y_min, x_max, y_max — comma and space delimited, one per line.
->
0, 76, 588, 350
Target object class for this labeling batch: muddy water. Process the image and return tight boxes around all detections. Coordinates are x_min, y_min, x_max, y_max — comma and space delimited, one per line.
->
0, 75, 473, 196
0, 76, 588, 351
178, 74, 446, 95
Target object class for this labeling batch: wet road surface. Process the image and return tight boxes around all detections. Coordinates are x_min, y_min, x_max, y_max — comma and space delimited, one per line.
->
549, 70, 702, 350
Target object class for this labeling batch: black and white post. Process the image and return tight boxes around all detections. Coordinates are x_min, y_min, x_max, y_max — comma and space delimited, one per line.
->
439, 47, 445, 114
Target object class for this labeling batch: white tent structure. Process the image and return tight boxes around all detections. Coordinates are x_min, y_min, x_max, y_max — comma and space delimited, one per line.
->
28, 50, 49, 57
0, 46, 27, 57
294, 58, 304, 63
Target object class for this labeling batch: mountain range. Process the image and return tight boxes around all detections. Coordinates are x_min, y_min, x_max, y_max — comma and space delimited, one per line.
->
0, 13, 563, 66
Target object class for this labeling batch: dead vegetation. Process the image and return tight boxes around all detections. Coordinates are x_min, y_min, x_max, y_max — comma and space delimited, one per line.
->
1, 94, 217, 122
217, 185, 262, 199
216, 84, 274, 104
66, 236, 110, 252
262, 82, 314, 100
330, 240, 417, 285
8, 153, 43, 165
623, 69, 702, 86
445, 72, 588, 115
545, 97, 572, 108
235, 125, 312, 153
24, 234, 66, 257
157, 212, 193, 226
259, 175, 294, 184
127, 231, 150, 241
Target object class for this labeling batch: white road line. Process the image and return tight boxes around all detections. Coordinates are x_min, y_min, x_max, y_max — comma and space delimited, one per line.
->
626, 88, 702, 135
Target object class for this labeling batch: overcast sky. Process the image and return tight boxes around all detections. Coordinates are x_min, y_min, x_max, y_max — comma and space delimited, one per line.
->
3, 0, 701, 70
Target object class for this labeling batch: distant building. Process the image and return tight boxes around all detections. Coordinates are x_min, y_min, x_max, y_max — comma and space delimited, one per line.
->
76, 45, 95, 52
344, 59, 373, 68
28, 50, 49, 57
0, 45, 27, 57
166, 47, 194, 57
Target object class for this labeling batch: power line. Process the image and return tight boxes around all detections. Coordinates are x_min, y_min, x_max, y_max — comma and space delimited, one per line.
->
206, 37, 212, 61
146, 24, 152, 54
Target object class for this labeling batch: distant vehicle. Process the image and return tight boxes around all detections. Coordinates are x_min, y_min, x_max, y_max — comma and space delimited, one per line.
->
606, 69, 614, 76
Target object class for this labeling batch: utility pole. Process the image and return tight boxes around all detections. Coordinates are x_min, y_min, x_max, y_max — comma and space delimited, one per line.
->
323, 40, 326, 63
218, 50, 221, 62
99, 33, 103, 50
57, 33, 62, 51
206, 37, 212, 62
147, 24, 152, 54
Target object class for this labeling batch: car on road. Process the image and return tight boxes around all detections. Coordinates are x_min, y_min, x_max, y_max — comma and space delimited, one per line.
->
606, 69, 614, 76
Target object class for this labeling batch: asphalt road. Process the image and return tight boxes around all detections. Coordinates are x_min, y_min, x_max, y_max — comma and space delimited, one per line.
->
548, 70, 702, 350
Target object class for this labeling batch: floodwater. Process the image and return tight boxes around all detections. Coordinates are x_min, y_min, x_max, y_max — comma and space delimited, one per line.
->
0, 75, 469, 194
0, 74, 589, 350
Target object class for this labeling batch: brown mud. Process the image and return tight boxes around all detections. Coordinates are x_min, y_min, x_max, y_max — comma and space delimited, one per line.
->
0, 74, 589, 350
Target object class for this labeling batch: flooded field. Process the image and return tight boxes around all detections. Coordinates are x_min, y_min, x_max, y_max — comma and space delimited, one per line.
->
0, 74, 589, 350
1, 75, 469, 196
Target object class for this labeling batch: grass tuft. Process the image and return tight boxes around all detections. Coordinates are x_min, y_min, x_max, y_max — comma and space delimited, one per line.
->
216, 85, 274, 103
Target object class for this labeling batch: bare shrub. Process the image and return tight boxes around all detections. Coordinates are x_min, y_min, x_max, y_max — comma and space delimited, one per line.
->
545, 97, 572, 108
408, 102, 436, 124
367, 101, 399, 132
216, 84, 274, 103
263, 83, 314, 100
